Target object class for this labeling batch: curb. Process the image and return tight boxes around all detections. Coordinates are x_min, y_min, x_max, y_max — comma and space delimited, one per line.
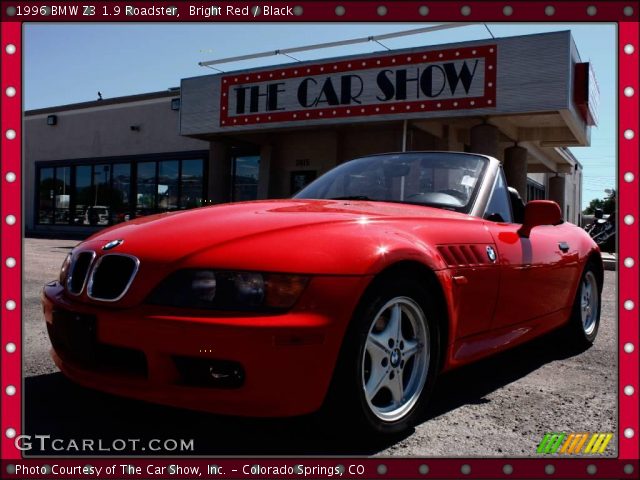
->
602, 254, 616, 272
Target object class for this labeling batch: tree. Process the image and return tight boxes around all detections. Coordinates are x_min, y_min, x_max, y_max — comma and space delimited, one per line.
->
583, 189, 616, 215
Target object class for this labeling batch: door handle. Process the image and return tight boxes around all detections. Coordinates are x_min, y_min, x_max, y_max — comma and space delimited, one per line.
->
558, 242, 570, 252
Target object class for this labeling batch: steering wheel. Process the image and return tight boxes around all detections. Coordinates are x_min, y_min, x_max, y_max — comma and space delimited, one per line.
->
437, 189, 467, 201
405, 192, 464, 207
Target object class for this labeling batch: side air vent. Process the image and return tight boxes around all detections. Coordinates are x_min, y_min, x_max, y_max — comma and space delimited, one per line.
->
67, 251, 96, 295
438, 244, 492, 268
87, 254, 139, 301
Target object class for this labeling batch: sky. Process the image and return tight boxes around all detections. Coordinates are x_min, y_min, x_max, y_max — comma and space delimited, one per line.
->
23, 23, 616, 208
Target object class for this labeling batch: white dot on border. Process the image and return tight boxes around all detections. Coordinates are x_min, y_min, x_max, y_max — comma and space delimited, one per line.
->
5, 428, 16, 439
461, 5, 471, 16
624, 215, 635, 225
5, 129, 16, 140
587, 465, 597, 475
6, 342, 17, 353
624, 300, 635, 311
5, 257, 16, 268
624, 172, 635, 182
624, 6, 634, 16
418, 5, 429, 16
624, 343, 635, 353
335, 5, 345, 16
623, 428, 634, 439
544, 5, 555, 15
377, 5, 387, 16
545, 464, 555, 475
5, 300, 16, 311
586, 5, 597, 15
5, 385, 16, 396
624, 385, 635, 396
625, 464, 635, 474
503, 6, 513, 16
5, 86, 16, 97
418, 464, 429, 475
6, 215, 16, 225
624, 86, 635, 97
503, 464, 513, 475
377, 464, 387, 475
624, 129, 635, 140
461, 464, 471, 475
5, 44, 16, 55
624, 44, 635, 55
623, 257, 635, 268
5, 171, 16, 183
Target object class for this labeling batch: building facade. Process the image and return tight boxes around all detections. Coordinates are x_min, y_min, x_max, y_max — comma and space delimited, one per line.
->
25, 30, 593, 236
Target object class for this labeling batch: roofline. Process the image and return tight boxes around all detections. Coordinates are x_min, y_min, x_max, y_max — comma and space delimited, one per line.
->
181, 29, 572, 82
557, 147, 583, 169
25, 89, 180, 116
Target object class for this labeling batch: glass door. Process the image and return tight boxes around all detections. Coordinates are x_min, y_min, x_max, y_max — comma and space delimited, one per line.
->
232, 155, 260, 201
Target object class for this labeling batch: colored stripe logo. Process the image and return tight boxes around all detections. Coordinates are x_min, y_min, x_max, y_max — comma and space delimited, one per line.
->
537, 433, 613, 454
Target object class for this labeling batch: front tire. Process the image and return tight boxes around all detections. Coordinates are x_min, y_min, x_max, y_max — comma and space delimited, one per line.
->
326, 276, 440, 435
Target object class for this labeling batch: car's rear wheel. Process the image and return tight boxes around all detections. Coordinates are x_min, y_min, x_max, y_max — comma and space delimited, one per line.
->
326, 276, 440, 435
564, 260, 602, 348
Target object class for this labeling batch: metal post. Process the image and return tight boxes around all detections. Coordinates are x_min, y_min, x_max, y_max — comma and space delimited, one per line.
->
400, 119, 408, 200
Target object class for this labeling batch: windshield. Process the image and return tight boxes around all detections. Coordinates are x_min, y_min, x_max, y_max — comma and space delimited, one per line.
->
294, 152, 488, 212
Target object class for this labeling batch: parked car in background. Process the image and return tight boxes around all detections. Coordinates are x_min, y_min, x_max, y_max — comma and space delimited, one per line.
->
85, 206, 110, 226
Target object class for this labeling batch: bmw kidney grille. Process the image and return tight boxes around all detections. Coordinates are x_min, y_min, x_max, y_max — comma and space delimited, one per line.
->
66, 251, 139, 301
67, 251, 95, 295
87, 254, 140, 301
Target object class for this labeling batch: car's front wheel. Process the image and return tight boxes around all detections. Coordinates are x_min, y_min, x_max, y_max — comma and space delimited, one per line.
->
326, 277, 440, 435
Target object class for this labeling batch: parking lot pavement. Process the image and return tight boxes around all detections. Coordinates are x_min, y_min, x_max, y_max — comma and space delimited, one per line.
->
23, 238, 617, 456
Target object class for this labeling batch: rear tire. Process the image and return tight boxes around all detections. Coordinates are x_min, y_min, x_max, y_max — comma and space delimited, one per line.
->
325, 276, 440, 435
563, 260, 602, 349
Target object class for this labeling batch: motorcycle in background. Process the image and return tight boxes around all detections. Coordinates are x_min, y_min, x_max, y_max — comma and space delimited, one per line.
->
584, 208, 616, 252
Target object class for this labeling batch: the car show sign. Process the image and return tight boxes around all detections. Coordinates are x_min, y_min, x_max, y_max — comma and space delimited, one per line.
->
219, 45, 497, 127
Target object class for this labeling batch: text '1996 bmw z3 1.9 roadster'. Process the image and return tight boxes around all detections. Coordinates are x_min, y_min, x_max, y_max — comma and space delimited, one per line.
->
42, 151, 603, 434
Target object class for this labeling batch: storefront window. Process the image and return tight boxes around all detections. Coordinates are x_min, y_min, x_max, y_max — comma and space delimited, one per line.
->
112, 163, 131, 224
74, 165, 92, 225
158, 160, 179, 211
136, 161, 156, 217
38, 168, 54, 224
36, 154, 206, 227
86, 164, 111, 226
53, 167, 71, 224
180, 159, 204, 208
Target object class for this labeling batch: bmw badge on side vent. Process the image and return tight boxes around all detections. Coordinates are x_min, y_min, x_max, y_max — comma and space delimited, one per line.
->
102, 239, 124, 251
486, 245, 497, 263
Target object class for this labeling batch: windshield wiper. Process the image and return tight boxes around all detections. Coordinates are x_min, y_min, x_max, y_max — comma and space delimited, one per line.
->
328, 195, 371, 200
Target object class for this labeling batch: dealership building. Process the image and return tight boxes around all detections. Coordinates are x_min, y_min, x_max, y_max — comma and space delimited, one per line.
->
25, 30, 595, 236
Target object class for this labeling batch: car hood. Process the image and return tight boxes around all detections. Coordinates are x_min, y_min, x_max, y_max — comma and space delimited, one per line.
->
81, 199, 478, 274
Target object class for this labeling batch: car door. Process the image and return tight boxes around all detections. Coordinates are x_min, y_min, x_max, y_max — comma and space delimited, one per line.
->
483, 170, 580, 329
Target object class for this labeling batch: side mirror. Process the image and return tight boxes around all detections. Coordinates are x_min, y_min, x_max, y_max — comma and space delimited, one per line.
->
518, 200, 563, 238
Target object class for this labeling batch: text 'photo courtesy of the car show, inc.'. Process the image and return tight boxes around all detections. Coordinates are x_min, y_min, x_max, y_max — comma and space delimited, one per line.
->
0, 2, 638, 480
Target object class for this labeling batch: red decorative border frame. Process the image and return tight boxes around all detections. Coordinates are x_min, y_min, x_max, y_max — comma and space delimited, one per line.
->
220, 45, 497, 126
0, 2, 638, 478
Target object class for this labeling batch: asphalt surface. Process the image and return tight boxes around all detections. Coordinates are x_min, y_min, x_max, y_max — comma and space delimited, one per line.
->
23, 238, 617, 457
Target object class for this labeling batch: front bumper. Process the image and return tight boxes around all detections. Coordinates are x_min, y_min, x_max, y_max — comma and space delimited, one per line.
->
42, 275, 371, 417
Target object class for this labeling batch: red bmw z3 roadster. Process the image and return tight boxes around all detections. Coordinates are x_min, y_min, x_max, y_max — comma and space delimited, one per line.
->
43, 152, 603, 434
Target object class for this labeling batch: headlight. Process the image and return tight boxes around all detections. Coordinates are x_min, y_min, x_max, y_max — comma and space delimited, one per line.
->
147, 270, 309, 311
59, 253, 72, 285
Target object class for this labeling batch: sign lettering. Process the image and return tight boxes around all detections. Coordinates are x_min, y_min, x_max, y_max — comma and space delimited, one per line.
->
220, 45, 496, 126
